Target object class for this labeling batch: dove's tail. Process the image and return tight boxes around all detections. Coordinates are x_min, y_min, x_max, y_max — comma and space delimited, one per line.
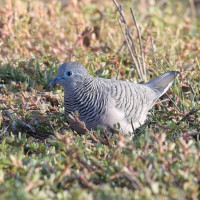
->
144, 71, 179, 97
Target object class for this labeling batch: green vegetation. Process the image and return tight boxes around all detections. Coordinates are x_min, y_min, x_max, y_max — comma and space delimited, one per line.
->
0, 0, 199, 199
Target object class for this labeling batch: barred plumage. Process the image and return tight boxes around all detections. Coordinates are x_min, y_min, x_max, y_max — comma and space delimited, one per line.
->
49, 62, 179, 134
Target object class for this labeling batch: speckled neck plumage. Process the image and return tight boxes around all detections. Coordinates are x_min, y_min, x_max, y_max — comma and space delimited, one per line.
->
64, 77, 108, 124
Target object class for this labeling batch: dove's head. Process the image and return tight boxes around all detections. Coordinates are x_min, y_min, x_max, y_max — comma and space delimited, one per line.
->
49, 62, 90, 92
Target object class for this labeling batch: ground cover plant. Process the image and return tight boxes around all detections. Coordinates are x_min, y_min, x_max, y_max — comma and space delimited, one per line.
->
0, 0, 200, 199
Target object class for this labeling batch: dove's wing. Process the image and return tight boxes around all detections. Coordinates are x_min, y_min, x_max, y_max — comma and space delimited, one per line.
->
106, 71, 178, 130
108, 80, 158, 129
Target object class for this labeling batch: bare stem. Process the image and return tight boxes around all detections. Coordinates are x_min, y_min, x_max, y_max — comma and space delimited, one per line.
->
112, 0, 147, 81
130, 8, 146, 80
118, 19, 142, 79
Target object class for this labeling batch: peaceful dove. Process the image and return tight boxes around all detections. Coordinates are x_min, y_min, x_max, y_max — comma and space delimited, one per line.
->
49, 62, 179, 134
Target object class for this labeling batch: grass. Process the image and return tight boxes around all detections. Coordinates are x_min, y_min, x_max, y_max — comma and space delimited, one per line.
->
0, 0, 200, 199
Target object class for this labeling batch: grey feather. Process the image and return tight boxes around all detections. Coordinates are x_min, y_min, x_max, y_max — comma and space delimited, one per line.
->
144, 71, 179, 97
49, 62, 179, 134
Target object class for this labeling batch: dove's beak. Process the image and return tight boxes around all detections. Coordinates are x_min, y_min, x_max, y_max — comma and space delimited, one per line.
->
49, 76, 63, 86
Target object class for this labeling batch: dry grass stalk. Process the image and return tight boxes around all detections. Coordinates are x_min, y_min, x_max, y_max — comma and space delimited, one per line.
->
112, 0, 147, 81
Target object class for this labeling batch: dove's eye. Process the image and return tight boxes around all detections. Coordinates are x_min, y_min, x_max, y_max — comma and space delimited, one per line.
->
64, 70, 73, 77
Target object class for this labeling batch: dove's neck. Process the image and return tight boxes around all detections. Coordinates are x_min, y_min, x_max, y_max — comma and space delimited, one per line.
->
63, 77, 107, 118
64, 77, 96, 97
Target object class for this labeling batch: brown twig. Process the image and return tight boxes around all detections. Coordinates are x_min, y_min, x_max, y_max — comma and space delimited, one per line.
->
102, 130, 110, 147
118, 19, 142, 79
176, 107, 200, 125
72, 114, 111, 146
112, 0, 147, 81
90, 159, 106, 172
68, 27, 94, 59
5, 110, 54, 139
97, 135, 108, 146
57, 152, 77, 183
165, 93, 181, 113
118, 40, 127, 53
78, 174, 94, 190
182, 132, 200, 140
6, 110, 36, 133
79, 158, 95, 172
130, 8, 146, 78
109, 172, 142, 190
73, 115, 98, 143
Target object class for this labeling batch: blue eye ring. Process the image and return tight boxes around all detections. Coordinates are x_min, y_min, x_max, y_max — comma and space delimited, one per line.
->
64, 70, 73, 77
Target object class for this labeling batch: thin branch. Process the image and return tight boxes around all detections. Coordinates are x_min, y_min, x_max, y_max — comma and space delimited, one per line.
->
130, 8, 146, 78
182, 132, 200, 140
112, 0, 147, 81
73, 115, 98, 143
118, 40, 126, 53
6, 110, 54, 139
165, 93, 181, 113
118, 19, 142, 79
176, 107, 200, 125
126, 24, 143, 75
